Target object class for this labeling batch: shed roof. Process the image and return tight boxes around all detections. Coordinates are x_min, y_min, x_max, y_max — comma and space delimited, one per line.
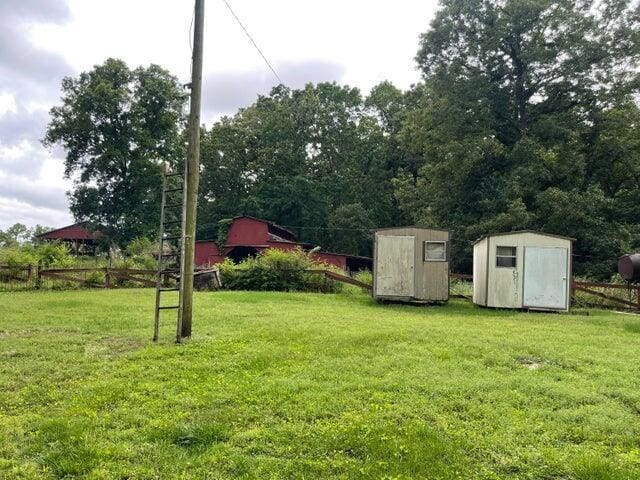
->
473, 230, 575, 245
375, 226, 450, 234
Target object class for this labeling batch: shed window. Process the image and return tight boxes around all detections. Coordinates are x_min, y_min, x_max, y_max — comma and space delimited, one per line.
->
424, 241, 446, 261
496, 246, 517, 268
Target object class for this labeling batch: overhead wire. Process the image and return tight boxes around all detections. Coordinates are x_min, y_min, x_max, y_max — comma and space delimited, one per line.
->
221, 0, 284, 85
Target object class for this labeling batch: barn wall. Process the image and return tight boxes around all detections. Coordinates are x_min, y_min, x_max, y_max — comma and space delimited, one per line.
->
226, 217, 269, 245
194, 241, 224, 267
312, 252, 348, 270
472, 237, 488, 306
485, 233, 572, 309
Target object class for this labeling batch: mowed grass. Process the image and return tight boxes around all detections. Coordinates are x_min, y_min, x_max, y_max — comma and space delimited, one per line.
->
1, 290, 640, 479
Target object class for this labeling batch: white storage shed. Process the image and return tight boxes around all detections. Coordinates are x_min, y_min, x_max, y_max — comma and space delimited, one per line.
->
373, 227, 450, 303
473, 231, 573, 311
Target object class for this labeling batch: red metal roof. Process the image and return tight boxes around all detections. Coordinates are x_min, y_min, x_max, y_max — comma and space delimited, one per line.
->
36, 222, 101, 241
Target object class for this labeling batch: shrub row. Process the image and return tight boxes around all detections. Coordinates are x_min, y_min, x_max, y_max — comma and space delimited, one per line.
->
219, 248, 366, 293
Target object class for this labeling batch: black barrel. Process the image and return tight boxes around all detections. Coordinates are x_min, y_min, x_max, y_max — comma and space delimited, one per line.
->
618, 254, 640, 283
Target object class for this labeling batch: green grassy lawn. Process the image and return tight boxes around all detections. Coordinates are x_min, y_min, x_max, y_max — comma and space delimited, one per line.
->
1, 290, 640, 479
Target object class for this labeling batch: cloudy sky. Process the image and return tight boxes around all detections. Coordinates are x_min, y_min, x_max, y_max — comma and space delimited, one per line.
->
0, 0, 439, 229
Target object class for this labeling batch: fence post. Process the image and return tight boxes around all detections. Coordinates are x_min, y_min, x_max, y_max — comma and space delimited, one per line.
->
36, 261, 42, 289
27, 264, 33, 284
105, 268, 111, 289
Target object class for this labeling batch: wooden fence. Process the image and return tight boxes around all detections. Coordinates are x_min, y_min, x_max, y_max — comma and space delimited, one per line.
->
2, 264, 639, 311
0, 264, 223, 292
571, 280, 640, 311
0, 264, 159, 291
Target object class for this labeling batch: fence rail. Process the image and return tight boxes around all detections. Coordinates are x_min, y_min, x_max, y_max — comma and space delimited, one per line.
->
305, 269, 372, 290
0, 264, 160, 291
3, 263, 639, 311
571, 280, 640, 311
0, 264, 225, 292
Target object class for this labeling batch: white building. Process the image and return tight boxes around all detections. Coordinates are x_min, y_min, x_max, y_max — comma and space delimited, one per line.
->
473, 231, 573, 311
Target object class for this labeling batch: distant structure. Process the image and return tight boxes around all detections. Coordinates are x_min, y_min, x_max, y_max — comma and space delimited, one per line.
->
473, 231, 573, 311
618, 254, 640, 283
36, 222, 102, 254
373, 227, 450, 303
194, 216, 372, 271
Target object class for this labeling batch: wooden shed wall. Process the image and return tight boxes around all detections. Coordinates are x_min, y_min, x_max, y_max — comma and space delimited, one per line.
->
472, 237, 488, 306
374, 228, 449, 301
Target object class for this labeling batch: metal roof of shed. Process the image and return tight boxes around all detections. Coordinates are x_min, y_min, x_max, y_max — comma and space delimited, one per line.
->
472, 230, 575, 245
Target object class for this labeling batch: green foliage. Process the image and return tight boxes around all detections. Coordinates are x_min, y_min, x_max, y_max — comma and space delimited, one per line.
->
392, 0, 640, 277
219, 248, 342, 293
44, 58, 187, 246
2, 290, 640, 478
124, 237, 157, 270
353, 269, 372, 286
215, 218, 233, 248
0, 223, 51, 247
327, 203, 374, 256
35, 242, 74, 268
0, 242, 73, 268
197, 83, 405, 254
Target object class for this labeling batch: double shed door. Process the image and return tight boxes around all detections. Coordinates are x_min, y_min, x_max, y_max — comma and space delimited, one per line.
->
523, 246, 569, 310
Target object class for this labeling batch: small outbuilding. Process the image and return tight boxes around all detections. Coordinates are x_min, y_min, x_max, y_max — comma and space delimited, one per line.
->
473, 231, 573, 311
36, 222, 102, 254
373, 227, 450, 303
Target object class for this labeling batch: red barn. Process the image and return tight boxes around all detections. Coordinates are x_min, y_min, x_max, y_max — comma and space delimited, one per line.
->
194, 216, 372, 271
36, 222, 102, 254
194, 240, 225, 266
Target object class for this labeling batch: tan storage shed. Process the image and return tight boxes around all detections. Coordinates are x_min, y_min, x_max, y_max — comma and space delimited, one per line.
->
473, 231, 573, 311
373, 227, 450, 303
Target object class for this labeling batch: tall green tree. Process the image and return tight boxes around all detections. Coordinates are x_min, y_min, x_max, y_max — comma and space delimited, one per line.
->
197, 83, 401, 255
0, 223, 30, 247
44, 58, 187, 246
396, 0, 640, 276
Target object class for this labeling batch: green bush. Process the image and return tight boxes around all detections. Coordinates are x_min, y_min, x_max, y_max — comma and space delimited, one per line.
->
353, 270, 372, 286
0, 242, 73, 268
220, 248, 346, 293
124, 237, 158, 270
0, 247, 38, 267
36, 242, 74, 268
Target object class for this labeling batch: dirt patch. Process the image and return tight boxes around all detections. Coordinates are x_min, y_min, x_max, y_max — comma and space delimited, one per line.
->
83, 336, 145, 359
516, 355, 544, 370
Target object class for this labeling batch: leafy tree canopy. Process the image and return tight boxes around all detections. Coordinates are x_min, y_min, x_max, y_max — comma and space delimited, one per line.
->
394, 0, 640, 276
44, 58, 187, 246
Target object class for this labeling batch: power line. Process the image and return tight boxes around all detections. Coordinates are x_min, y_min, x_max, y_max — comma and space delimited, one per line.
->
195, 221, 376, 232
221, 0, 283, 85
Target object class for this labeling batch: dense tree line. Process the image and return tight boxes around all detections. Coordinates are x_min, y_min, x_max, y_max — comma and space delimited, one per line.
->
45, 0, 640, 278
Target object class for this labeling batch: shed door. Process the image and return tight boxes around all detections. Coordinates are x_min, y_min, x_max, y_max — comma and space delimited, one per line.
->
375, 236, 415, 297
523, 247, 568, 309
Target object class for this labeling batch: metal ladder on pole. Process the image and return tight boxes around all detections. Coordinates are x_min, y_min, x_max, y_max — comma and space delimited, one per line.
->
153, 162, 186, 343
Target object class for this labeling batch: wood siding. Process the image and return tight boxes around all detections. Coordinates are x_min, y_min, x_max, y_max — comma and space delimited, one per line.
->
374, 228, 450, 302
472, 237, 488, 306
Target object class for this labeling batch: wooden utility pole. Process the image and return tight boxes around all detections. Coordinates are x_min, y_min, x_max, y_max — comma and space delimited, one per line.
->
179, 0, 205, 340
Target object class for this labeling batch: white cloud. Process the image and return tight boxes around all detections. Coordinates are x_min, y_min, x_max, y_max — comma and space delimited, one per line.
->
1, 0, 440, 229
0, 93, 17, 115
